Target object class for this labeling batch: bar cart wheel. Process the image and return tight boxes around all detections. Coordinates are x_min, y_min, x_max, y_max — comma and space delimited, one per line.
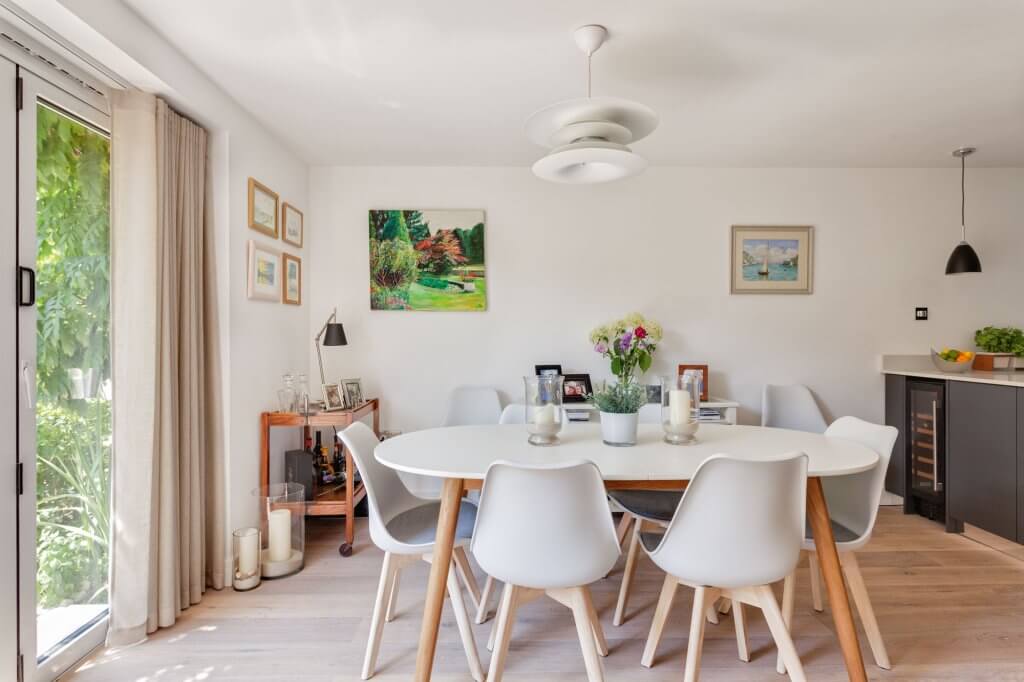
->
338, 542, 353, 557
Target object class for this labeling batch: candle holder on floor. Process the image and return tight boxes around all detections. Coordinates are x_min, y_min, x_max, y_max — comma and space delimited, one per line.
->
232, 527, 262, 591
661, 373, 700, 445
253, 483, 305, 578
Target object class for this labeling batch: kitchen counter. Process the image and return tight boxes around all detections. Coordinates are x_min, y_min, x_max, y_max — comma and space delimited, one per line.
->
881, 354, 1024, 387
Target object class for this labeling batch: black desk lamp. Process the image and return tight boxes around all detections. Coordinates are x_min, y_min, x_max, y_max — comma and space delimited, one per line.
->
315, 308, 348, 385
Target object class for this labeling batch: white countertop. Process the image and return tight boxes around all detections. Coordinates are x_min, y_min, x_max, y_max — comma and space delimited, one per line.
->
881, 354, 1024, 387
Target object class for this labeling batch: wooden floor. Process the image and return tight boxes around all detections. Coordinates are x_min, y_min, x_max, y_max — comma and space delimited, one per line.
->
69, 508, 1024, 681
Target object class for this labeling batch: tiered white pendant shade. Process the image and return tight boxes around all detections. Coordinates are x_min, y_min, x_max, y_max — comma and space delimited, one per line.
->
526, 27, 658, 184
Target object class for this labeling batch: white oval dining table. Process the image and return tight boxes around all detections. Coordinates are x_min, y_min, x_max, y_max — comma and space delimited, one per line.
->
376, 422, 878, 682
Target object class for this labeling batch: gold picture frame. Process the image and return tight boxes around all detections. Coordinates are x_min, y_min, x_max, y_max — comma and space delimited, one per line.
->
282, 253, 301, 305
730, 225, 813, 294
248, 177, 279, 238
282, 202, 303, 247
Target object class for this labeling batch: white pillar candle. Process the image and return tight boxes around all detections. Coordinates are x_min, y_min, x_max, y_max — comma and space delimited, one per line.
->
669, 389, 691, 426
535, 403, 557, 425
267, 508, 292, 562
238, 530, 259, 576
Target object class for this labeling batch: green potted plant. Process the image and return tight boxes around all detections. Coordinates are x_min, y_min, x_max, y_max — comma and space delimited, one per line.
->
973, 326, 1024, 370
588, 313, 663, 446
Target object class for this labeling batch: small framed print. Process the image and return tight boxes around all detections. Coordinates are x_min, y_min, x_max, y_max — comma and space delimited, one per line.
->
535, 364, 563, 377
247, 240, 280, 302
248, 178, 279, 238
342, 379, 364, 408
677, 364, 709, 401
282, 253, 301, 305
282, 202, 303, 247
645, 384, 662, 404
322, 383, 345, 411
731, 225, 813, 294
562, 373, 593, 403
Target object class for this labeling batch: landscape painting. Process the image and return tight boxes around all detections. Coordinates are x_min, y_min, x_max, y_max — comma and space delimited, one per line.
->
369, 209, 486, 311
730, 225, 813, 294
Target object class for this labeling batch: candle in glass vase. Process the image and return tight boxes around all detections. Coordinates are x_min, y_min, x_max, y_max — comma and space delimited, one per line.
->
238, 529, 259, 576
669, 389, 691, 426
536, 403, 557, 426
268, 508, 292, 562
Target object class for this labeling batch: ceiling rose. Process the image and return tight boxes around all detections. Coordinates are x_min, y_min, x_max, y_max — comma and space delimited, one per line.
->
525, 25, 659, 184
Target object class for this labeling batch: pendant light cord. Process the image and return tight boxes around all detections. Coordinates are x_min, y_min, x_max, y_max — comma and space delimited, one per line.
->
960, 154, 966, 240
586, 51, 592, 98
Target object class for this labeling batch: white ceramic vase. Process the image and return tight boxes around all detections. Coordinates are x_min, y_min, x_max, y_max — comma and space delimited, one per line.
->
600, 411, 639, 447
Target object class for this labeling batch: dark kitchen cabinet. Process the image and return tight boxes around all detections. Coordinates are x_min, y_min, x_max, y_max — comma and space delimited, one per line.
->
947, 381, 1018, 541
883, 374, 906, 497
1018, 388, 1024, 544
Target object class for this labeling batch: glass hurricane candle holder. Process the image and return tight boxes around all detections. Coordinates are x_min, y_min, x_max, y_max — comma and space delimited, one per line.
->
253, 482, 305, 578
232, 527, 261, 591
524, 374, 564, 446
661, 374, 700, 445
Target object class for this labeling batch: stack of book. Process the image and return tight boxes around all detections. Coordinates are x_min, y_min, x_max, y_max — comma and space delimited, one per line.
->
697, 407, 724, 423
566, 408, 591, 422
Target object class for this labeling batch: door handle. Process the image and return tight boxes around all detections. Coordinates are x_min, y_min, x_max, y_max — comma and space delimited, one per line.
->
22, 363, 34, 410
931, 399, 939, 492
17, 266, 35, 306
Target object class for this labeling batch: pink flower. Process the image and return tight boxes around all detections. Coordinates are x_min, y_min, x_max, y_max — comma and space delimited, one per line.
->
594, 341, 608, 354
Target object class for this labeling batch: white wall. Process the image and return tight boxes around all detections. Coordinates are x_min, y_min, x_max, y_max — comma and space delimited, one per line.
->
52, 0, 310, 559
309, 167, 1023, 433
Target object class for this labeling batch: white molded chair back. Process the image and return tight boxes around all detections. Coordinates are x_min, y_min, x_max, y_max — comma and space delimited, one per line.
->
638, 403, 661, 423
338, 422, 421, 552
472, 460, 620, 589
442, 386, 502, 426
821, 416, 898, 545
762, 384, 828, 433
649, 454, 808, 589
499, 404, 526, 424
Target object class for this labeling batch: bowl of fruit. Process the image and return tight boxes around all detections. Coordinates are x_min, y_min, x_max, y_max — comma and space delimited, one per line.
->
931, 348, 974, 373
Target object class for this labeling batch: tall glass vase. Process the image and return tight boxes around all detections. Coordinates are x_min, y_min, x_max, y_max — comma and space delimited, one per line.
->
523, 375, 564, 446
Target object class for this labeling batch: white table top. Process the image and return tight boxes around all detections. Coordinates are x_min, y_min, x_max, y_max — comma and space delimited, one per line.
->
376, 423, 877, 481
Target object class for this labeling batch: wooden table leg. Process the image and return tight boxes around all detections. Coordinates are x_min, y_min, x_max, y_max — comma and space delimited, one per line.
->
414, 477, 464, 682
807, 476, 867, 682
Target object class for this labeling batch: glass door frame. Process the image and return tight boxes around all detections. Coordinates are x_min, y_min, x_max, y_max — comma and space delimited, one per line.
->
16, 67, 110, 682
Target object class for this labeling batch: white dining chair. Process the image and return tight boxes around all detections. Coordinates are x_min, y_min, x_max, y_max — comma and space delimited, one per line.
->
762, 384, 828, 433
442, 385, 502, 426
338, 422, 485, 681
777, 416, 898, 673
498, 403, 525, 423
472, 460, 620, 682
641, 453, 809, 682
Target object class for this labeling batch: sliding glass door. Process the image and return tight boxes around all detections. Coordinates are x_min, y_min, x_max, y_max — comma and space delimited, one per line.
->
15, 68, 111, 681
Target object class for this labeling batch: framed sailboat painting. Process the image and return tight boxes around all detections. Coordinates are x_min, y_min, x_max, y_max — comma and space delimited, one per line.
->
730, 225, 813, 294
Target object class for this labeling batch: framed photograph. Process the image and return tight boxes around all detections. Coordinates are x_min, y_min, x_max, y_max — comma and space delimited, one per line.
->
535, 364, 563, 377
282, 202, 303, 247
645, 384, 662, 404
731, 225, 813, 294
342, 378, 364, 409
677, 364, 709, 401
282, 253, 301, 305
247, 240, 280, 302
248, 178, 279, 238
562, 373, 593, 403
322, 383, 345, 411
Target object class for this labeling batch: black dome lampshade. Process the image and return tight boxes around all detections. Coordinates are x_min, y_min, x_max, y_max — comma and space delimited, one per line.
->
945, 147, 982, 275
323, 322, 348, 347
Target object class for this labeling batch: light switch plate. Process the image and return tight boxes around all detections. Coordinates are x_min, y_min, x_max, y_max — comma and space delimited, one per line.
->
915, 307, 928, 320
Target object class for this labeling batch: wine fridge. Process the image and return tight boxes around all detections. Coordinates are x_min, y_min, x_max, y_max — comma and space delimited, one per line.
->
905, 379, 946, 521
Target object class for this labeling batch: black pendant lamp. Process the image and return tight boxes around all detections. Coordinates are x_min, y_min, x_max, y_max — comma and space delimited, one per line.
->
945, 147, 982, 275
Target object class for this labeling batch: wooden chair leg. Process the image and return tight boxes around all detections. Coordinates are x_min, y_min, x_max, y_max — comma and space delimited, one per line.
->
453, 546, 483, 612
384, 566, 401, 623
641, 574, 678, 668
842, 552, 891, 670
487, 584, 521, 682
705, 603, 720, 625
754, 584, 807, 682
807, 551, 824, 612
684, 586, 714, 682
613, 519, 643, 626
718, 598, 733, 614
580, 585, 608, 656
446, 563, 484, 682
733, 600, 749, 662
776, 572, 796, 674
475, 575, 495, 624
616, 512, 633, 548
569, 587, 606, 682
362, 552, 397, 679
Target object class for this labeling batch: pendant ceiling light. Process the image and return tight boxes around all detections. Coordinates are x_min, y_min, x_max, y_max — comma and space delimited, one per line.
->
526, 25, 658, 184
945, 147, 982, 275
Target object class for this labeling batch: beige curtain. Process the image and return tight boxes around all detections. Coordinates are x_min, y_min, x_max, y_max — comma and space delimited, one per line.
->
108, 91, 225, 646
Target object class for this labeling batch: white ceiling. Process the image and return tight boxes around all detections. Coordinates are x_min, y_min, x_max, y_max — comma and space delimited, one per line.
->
122, 0, 1024, 167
